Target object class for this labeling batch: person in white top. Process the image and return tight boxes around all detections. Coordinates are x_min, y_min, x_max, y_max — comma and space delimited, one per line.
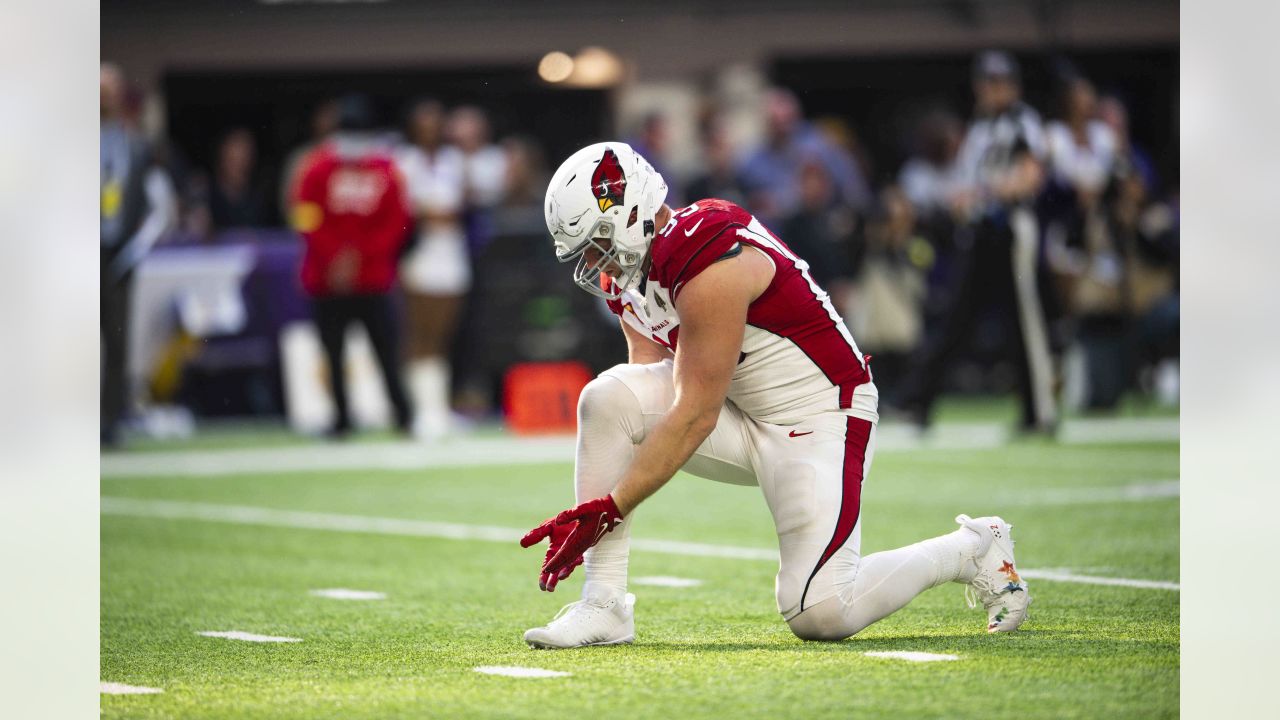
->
1045, 77, 1117, 208
448, 106, 508, 210
395, 99, 471, 441
897, 110, 965, 217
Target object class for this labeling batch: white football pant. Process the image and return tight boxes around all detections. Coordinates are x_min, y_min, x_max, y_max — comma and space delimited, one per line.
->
574, 360, 978, 640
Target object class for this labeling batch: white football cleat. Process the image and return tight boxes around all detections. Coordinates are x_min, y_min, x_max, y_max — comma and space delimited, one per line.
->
956, 514, 1031, 633
524, 582, 635, 649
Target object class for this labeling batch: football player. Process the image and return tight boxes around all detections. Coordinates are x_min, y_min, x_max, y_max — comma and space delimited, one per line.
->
520, 142, 1030, 648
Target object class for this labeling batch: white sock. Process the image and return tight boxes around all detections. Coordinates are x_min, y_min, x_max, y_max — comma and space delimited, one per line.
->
409, 358, 450, 439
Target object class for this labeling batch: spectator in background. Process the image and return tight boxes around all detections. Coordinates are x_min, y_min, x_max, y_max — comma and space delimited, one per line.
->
848, 187, 931, 397
1046, 76, 1117, 217
899, 109, 965, 219
499, 135, 548, 207
686, 115, 746, 206
100, 63, 176, 446
1053, 96, 1178, 411
897, 50, 1056, 432
293, 94, 414, 438
495, 135, 550, 232
210, 127, 271, 230
779, 158, 853, 291
280, 98, 340, 221
738, 87, 871, 227
448, 105, 507, 212
628, 112, 682, 206
396, 99, 470, 441
1098, 95, 1159, 196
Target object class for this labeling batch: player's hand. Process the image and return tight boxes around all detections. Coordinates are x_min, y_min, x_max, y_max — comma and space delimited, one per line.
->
520, 516, 582, 591
519, 495, 624, 592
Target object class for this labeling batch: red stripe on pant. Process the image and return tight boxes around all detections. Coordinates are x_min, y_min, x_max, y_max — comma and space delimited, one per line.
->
798, 415, 873, 613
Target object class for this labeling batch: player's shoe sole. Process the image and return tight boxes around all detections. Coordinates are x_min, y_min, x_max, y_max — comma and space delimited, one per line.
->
522, 589, 635, 649
525, 634, 634, 650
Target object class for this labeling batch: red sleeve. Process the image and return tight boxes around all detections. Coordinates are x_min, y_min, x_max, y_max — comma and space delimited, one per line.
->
654, 208, 744, 302
670, 227, 743, 301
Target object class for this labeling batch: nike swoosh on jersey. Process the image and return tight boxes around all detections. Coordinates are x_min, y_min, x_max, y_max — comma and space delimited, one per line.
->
683, 218, 705, 236
788, 430, 814, 438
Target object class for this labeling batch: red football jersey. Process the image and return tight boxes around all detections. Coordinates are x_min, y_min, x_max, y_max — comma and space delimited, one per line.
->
294, 142, 411, 296
605, 199, 873, 424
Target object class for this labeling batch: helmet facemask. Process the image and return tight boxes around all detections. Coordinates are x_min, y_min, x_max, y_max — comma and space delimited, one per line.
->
557, 211, 652, 300
545, 142, 667, 301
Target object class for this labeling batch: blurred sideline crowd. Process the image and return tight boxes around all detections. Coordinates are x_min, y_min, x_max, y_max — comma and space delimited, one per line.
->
100, 50, 1178, 446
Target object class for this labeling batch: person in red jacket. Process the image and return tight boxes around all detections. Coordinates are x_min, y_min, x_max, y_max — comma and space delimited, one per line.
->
293, 95, 414, 437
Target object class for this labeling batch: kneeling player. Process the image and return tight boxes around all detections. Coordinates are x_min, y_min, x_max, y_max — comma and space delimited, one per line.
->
521, 142, 1030, 647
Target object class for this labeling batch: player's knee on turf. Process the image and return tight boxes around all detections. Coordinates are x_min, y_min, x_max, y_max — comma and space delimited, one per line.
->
786, 595, 857, 642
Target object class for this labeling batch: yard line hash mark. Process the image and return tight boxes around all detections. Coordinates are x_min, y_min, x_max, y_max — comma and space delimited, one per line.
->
310, 588, 386, 600
864, 651, 960, 662
100, 682, 164, 695
197, 630, 302, 643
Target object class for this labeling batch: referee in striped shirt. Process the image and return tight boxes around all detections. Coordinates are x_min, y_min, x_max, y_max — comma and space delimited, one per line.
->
900, 51, 1057, 433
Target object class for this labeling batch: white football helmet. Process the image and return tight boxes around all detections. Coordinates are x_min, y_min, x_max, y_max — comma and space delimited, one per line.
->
545, 141, 668, 299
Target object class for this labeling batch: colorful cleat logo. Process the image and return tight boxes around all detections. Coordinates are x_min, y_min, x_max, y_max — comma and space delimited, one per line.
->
991, 606, 1010, 628
1005, 582, 1023, 593
999, 560, 1021, 584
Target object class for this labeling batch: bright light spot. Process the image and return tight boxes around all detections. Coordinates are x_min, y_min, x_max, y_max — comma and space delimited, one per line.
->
538, 51, 575, 83
570, 46, 624, 87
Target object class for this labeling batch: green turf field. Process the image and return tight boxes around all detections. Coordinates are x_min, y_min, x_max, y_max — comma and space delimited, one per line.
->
101, 422, 1178, 719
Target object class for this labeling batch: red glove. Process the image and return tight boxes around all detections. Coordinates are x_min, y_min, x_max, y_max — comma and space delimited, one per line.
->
520, 495, 624, 592
519, 517, 582, 591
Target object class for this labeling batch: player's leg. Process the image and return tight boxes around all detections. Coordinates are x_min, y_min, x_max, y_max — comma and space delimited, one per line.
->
762, 414, 1029, 640
356, 293, 414, 434
896, 228, 985, 427
1008, 208, 1057, 431
789, 512, 1031, 639
403, 290, 463, 441
524, 360, 755, 649
573, 359, 754, 595
313, 297, 352, 436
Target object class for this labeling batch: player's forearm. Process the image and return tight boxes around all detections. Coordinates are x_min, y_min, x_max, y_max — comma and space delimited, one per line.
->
609, 403, 718, 516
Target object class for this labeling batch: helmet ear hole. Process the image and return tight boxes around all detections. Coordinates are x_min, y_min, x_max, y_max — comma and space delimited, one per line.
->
626, 205, 639, 228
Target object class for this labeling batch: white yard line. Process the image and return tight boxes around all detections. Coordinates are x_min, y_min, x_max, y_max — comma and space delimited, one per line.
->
102, 436, 578, 478
864, 651, 959, 662
474, 666, 570, 678
310, 588, 386, 600
1018, 568, 1180, 591
1057, 417, 1179, 445
1003, 480, 1179, 506
197, 630, 302, 643
633, 576, 704, 588
100, 682, 163, 695
100, 417, 1177, 479
102, 497, 1178, 591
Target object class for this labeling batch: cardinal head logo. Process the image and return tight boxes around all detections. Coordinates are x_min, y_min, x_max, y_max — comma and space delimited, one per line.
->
591, 148, 626, 212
